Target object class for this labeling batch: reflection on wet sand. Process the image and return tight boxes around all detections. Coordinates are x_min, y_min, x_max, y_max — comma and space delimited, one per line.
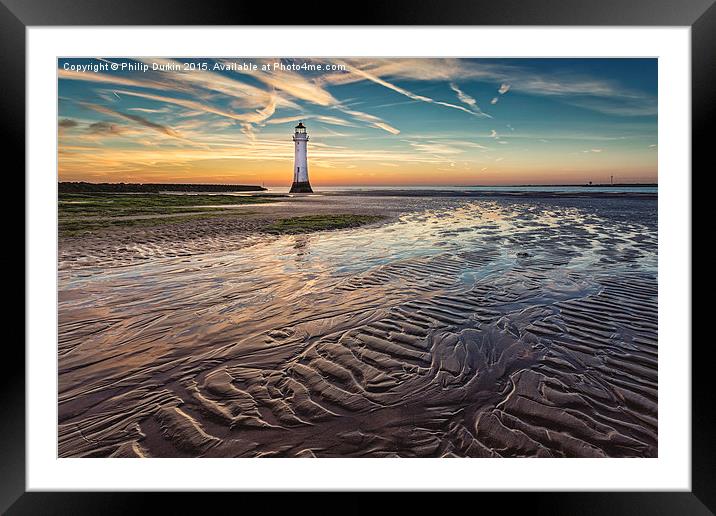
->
58, 196, 657, 457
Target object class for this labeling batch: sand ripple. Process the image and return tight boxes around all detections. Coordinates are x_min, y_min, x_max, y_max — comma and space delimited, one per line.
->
58, 196, 657, 457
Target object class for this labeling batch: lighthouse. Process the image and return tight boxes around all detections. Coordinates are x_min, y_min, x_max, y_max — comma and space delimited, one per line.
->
290, 121, 313, 193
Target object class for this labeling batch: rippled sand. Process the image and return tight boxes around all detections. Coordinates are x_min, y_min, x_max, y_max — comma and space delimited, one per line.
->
58, 194, 657, 458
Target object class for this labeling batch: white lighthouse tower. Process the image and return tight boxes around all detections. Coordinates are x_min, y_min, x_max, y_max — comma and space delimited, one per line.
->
290, 121, 313, 193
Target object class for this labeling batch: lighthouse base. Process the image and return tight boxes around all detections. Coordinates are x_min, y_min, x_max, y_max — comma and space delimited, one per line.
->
289, 181, 313, 193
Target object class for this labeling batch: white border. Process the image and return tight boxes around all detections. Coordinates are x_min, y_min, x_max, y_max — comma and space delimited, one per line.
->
27, 27, 690, 491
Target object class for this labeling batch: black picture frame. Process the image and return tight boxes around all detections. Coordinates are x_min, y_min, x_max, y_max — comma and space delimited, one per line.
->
4, 0, 710, 513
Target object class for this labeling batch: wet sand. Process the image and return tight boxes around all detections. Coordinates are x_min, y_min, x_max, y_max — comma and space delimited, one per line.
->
58, 193, 657, 458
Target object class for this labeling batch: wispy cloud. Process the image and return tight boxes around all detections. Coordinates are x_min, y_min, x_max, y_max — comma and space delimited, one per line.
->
265, 113, 356, 128
408, 141, 466, 156
449, 83, 489, 117
337, 61, 492, 119
490, 83, 511, 105
80, 102, 183, 139
87, 121, 125, 135
58, 118, 79, 129
229, 58, 337, 107
325, 58, 655, 117
63, 58, 303, 137
450, 83, 476, 108
127, 107, 170, 114
58, 68, 172, 91
339, 108, 400, 135
108, 89, 273, 125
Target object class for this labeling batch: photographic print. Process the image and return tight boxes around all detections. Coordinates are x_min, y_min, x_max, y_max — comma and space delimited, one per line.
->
57, 57, 657, 458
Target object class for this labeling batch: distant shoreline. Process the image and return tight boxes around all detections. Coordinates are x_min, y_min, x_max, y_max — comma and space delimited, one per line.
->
57, 181, 657, 200
58, 181, 657, 190
465, 183, 657, 188
58, 182, 267, 193
325, 189, 657, 200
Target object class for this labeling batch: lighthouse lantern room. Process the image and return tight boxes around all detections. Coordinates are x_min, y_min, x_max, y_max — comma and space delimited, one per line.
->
290, 121, 313, 193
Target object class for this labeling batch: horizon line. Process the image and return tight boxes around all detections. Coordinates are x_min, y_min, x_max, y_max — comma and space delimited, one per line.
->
58, 180, 658, 187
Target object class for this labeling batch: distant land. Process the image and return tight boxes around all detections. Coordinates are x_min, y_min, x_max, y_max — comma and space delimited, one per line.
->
58, 182, 267, 193
464, 183, 657, 188
584, 183, 656, 187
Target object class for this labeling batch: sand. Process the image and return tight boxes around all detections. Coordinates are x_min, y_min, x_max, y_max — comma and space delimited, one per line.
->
58, 195, 409, 269
58, 192, 657, 458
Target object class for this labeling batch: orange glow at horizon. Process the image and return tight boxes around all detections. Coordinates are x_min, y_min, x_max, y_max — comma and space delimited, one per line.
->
58, 150, 657, 186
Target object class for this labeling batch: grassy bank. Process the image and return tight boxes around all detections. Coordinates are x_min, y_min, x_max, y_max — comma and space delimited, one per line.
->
59, 193, 384, 237
58, 192, 280, 235
59, 192, 278, 218
266, 214, 384, 234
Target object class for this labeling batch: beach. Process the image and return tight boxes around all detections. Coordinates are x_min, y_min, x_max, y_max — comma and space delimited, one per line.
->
58, 191, 657, 458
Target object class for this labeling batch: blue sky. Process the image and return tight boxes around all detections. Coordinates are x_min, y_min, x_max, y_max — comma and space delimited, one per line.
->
58, 58, 657, 185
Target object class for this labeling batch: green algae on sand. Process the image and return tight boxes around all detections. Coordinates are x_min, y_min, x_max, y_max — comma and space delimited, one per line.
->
265, 214, 384, 234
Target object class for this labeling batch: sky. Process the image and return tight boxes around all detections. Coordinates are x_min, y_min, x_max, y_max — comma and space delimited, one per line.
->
58, 58, 657, 186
